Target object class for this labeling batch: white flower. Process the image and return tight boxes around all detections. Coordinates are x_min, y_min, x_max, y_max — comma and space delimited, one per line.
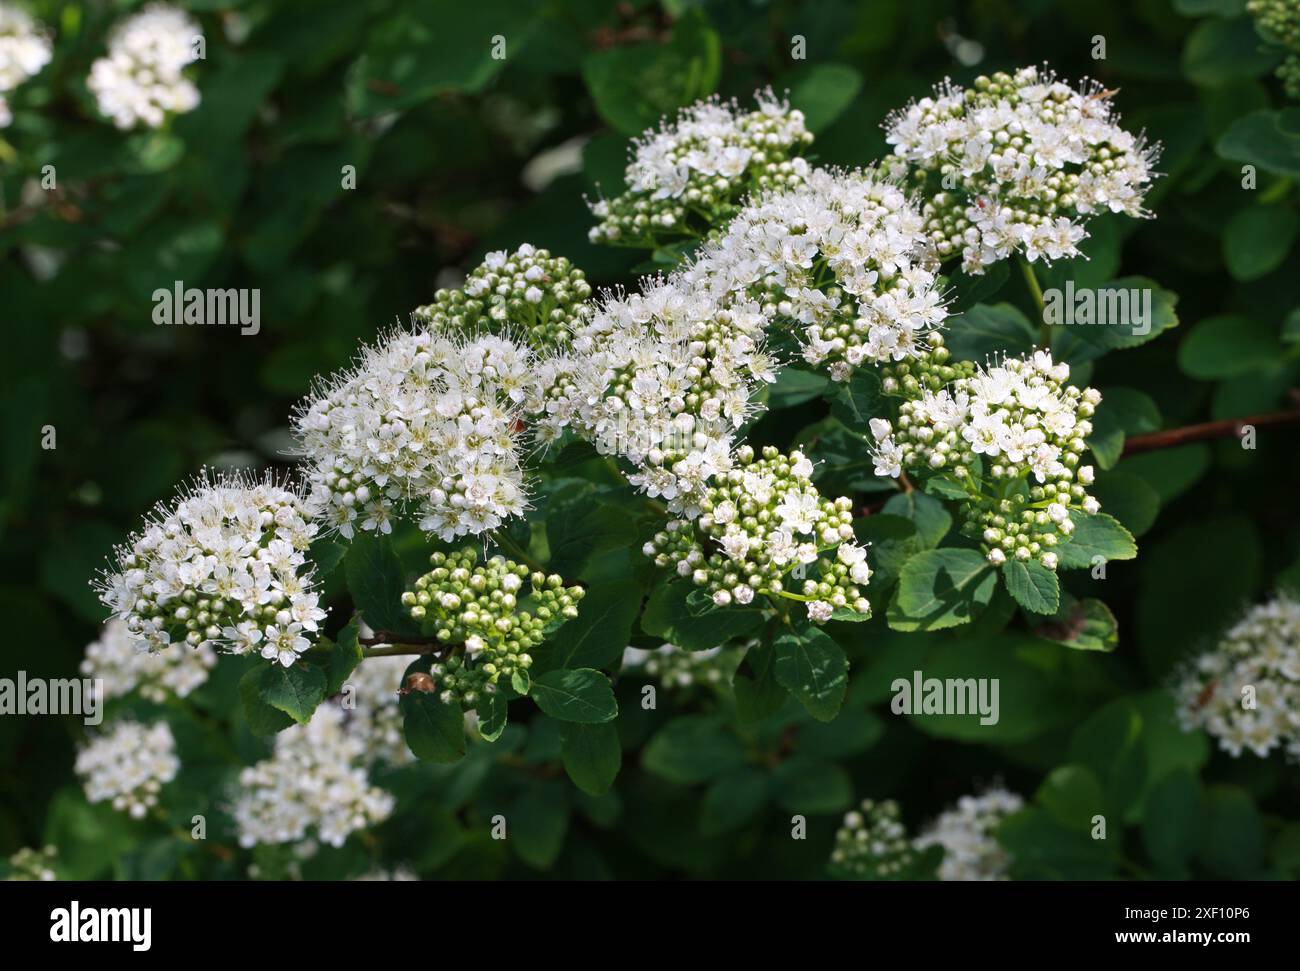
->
76, 721, 180, 820
0, 3, 53, 125
914, 787, 1024, 881
81, 619, 216, 703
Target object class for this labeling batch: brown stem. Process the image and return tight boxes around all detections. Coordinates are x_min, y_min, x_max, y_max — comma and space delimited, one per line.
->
1122, 404, 1300, 456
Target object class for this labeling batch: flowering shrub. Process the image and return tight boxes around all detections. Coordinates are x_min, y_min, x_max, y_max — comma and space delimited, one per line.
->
4, 0, 1300, 885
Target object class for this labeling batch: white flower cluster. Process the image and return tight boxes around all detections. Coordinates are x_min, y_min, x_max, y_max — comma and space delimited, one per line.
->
1175, 594, 1300, 760
0, 2, 52, 128
415, 244, 592, 353
294, 330, 537, 542
354, 866, 418, 881
620, 641, 743, 690
828, 798, 917, 880
81, 618, 217, 703
870, 351, 1100, 568
233, 703, 395, 848
885, 66, 1158, 273
95, 472, 326, 667
589, 91, 813, 247
644, 446, 870, 623
914, 787, 1023, 881
75, 720, 180, 819
340, 652, 411, 767
87, 3, 202, 130
696, 166, 949, 381
5, 846, 58, 881
546, 275, 776, 513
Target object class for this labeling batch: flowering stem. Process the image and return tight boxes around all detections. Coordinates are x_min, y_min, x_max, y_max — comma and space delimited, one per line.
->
1122, 404, 1300, 455
1017, 256, 1049, 349
356, 632, 452, 658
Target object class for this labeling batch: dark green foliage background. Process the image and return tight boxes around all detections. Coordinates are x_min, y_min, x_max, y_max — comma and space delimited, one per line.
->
2, 0, 1299, 879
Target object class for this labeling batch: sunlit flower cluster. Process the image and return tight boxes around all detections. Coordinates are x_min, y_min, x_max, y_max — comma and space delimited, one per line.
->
828, 798, 918, 880
549, 275, 777, 513
75, 720, 180, 819
403, 548, 584, 708
885, 66, 1158, 273
869, 351, 1100, 569
1174, 594, 1300, 761
95, 472, 326, 666
589, 91, 812, 247
233, 703, 395, 848
645, 446, 870, 622
0, 2, 52, 128
620, 641, 743, 690
87, 3, 202, 130
1249, 0, 1300, 98
693, 166, 949, 381
81, 618, 217, 703
294, 330, 536, 542
414, 244, 592, 353
914, 787, 1023, 881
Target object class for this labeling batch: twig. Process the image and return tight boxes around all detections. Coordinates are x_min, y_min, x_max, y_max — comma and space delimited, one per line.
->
1122, 404, 1300, 455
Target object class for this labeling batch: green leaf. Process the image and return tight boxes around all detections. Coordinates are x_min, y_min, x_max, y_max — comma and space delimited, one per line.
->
508, 780, 569, 870
1177, 313, 1281, 379
344, 533, 419, 636
1049, 278, 1179, 363
1036, 765, 1106, 833
531, 668, 618, 723
1087, 387, 1161, 470
772, 759, 852, 814
1055, 513, 1137, 569
1002, 559, 1060, 615
785, 63, 863, 132
767, 367, 832, 409
642, 715, 747, 783
1090, 471, 1161, 536
1068, 699, 1148, 817
828, 366, 883, 434
581, 9, 720, 135
889, 548, 997, 631
1223, 205, 1298, 280
1195, 785, 1266, 878
1032, 597, 1119, 653
238, 667, 294, 736
1216, 108, 1300, 179
882, 490, 951, 548
535, 578, 640, 672
1142, 768, 1203, 874
773, 626, 849, 722
546, 497, 637, 577
559, 722, 622, 795
401, 691, 466, 763
942, 302, 1037, 362
700, 768, 770, 836
511, 669, 531, 696
732, 639, 788, 725
1183, 16, 1281, 86
477, 691, 508, 743
641, 580, 764, 651
325, 620, 364, 695
254, 662, 327, 726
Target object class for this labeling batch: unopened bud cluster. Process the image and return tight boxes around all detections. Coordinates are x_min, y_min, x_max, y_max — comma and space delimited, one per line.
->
885, 66, 1158, 274
1174, 594, 1300, 761
94, 472, 326, 666
828, 799, 917, 880
403, 548, 584, 708
914, 787, 1023, 881
621, 641, 744, 690
75, 720, 180, 820
1249, 0, 1300, 97
870, 351, 1101, 569
415, 244, 592, 353
644, 446, 870, 623
4, 846, 58, 881
589, 91, 812, 248
82, 618, 217, 703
